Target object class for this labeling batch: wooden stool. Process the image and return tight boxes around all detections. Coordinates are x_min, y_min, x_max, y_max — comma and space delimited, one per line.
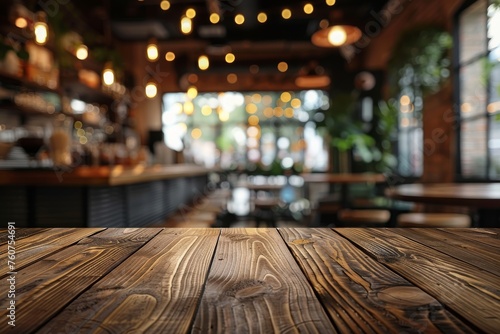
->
397, 213, 471, 227
337, 209, 391, 227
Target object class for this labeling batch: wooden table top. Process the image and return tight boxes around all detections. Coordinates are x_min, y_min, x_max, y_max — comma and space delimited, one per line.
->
1, 227, 498, 333
301, 172, 386, 184
386, 183, 500, 208
0, 164, 211, 186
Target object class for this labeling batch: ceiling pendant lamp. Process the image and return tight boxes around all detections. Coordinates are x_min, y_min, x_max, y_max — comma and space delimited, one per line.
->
311, 25, 362, 47
146, 38, 159, 61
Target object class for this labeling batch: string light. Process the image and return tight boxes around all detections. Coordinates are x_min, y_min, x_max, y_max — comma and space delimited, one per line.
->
210, 13, 220, 24
257, 12, 267, 23
186, 8, 196, 19
277, 61, 288, 72
235, 14, 245, 25
281, 9, 291, 20
146, 39, 159, 61
198, 55, 209, 70
225, 53, 235, 63
304, 3, 314, 14
181, 16, 192, 34
160, 0, 170, 10
145, 82, 158, 98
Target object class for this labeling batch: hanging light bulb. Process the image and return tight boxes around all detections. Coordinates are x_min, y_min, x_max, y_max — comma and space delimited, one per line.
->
145, 81, 158, 98
327, 26, 347, 46
34, 12, 49, 45
198, 55, 209, 70
181, 16, 192, 34
75, 45, 88, 60
146, 38, 159, 61
102, 62, 115, 86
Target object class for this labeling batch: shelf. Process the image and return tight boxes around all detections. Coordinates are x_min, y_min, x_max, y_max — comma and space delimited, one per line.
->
0, 70, 60, 94
0, 101, 60, 117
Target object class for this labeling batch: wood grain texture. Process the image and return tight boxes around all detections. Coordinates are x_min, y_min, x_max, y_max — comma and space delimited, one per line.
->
397, 228, 500, 276
336, 228, 500, 334
439, 228, 500, 248
37, 228, 220, 334
279, 228, 474, 334
0, 228, 161, 334
0, 228, 104, 277
0, 228, 46, 245
192, 228, 336, 334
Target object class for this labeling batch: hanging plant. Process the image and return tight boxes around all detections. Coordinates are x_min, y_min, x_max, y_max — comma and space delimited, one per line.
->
388, 26, 452, 97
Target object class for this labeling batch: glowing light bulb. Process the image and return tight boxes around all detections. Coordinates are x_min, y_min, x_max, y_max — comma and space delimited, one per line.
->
210, 13, 220, 24
145, 82, 157, 98
34, 21, 48, 45
103, 68, 115, 86
75, 45, 88, 60
328, 26, 347, 46
198, 55, 209, 70
257, 12, 267, 23
165, 51, 175, 61
225, 53, 235, 63
147, 43, 159, 61
181, 16, 192, 34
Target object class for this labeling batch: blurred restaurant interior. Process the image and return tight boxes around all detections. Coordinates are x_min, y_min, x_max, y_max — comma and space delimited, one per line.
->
0, 0, 499, 228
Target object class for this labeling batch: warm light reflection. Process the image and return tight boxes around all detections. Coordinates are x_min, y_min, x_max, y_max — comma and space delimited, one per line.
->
227, 73, 238, 84
246, 103, 258, 114
400, 95, 411, 106
181, 16, 192, 34
191, 128, 202, 139
201, 105, 212, 116
186, 8, 196, 19
160, 0, 170, 10
304, 3, 314, 14
184, 101, 194, 115
280, 92, 292, 103
15, 17, 28, 28
147, 43, 159, 61
225, 53, 235, 63
282, 9, 292, 19
165, 51, 175, 61
210, 13, 220, 24
103, 68, 115, 86
291, 98, 301, 108
248, 115, 259, 125
198, 55, 209, 70
257, 12, 267, 23
187, 86, 198, 99
145, 82, 158, 98
277, 61, 288, 72
34, 21, 48, 45
235, 14, 245, 25
75, 45, 88, 60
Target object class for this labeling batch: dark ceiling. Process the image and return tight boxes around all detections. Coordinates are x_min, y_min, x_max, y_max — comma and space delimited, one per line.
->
72, 0, 389, 64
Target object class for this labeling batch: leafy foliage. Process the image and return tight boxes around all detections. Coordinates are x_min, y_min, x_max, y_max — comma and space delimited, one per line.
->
388, 26, 452, 97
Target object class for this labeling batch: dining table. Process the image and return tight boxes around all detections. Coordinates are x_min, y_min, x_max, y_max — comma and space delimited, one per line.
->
300, 173, 387, 209
385, 183, 500, 227
1, 227, 499, 333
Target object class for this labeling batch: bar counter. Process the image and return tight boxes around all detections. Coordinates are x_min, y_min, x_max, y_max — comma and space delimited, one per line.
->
1, 227, 498, 333
0, 164, 212, 227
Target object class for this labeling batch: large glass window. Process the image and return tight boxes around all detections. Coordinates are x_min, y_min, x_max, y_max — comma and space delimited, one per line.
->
162, 90, 329, 172
457, 0, 500, 179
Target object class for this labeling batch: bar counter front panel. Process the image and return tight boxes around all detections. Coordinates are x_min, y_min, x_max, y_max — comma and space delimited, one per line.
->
0, 227, 498, 333
0, 165, 210, 227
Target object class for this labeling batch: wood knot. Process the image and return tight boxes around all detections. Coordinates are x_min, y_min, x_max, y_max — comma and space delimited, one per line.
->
225, 280, 271, 300
378, 286, 435, 306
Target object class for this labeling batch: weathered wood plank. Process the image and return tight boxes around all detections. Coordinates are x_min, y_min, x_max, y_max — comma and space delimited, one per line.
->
336, 228, 500, 334
279, 228, 475, 334
0, 228, 105, 277
37, 228, 220, 334
0, 228, 161, 334
0, 228, 47, 245
397, 228, 500, 276
438, 228, 500, 248
192, 228, 336, 334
